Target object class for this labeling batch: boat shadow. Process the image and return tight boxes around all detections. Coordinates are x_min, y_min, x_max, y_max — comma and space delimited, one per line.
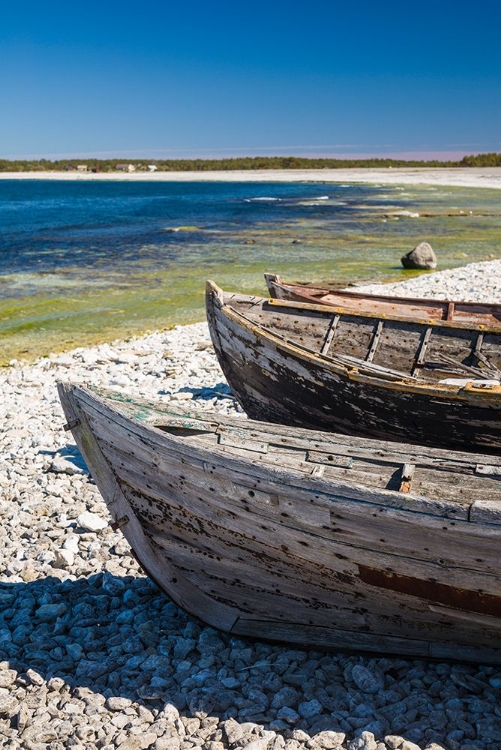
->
1, 573, 258, 716
158, 383, 237, 402
38, 444, 89, 473
0, 573, 493, 743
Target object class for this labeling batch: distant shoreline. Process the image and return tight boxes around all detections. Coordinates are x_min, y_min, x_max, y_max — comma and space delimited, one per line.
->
1, 166, 501, 189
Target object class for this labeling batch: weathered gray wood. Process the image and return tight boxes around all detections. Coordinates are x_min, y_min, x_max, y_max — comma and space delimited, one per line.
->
320, 314, 340, 355
58, 383, 501, 663
57, 383, 240, 632
412, 326, 433, 376
366, 320, 384, 362
470, 500, 501, 524
83, 392, 501, 519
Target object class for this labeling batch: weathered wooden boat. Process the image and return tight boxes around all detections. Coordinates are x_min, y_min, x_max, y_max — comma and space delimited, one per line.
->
58, 382, 501, 663
265, 273, 501, 327
206, 280, 501, 453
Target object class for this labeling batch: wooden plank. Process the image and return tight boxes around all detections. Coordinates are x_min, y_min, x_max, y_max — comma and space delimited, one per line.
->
412, 326, 433, 376
436, 351, 489, 378
265, 295, 501, 334
473, 334, 501, 376
217, 430, 269, 454
475, 350, 501, 376
475, 331, 484, 359
476, 464, 501, 477
428, 605, 501, 630
320, 314, 340, 355
125, 477, 501, 596
358, 565, 501, 619
96, 436, 501, 579
306, 451, 353, 469
324, 351, 416, 381
366, 320, 384, 363
469, 500, 501, 525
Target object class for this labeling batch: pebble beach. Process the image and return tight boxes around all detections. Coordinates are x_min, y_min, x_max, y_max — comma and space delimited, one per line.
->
2, 260, 501, 750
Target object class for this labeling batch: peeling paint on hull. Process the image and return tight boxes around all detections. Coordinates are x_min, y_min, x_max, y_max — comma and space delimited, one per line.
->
206, 281, 501, 453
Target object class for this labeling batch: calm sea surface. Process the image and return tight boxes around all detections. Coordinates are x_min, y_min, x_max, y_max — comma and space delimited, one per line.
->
1, 179, 500, 364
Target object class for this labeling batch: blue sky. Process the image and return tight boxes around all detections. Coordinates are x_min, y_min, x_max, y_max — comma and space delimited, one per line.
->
1, 0, 500, 160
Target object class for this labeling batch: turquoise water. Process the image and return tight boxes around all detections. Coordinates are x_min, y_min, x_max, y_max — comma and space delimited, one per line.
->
1, 179, 500, 363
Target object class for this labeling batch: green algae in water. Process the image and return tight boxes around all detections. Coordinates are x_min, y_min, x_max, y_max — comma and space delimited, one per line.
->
1, 182, 500, 365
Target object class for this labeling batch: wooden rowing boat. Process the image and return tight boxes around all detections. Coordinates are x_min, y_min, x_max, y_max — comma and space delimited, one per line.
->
58, 383, 501, 663
206, 280, 501, 452
264, 273, 501, 327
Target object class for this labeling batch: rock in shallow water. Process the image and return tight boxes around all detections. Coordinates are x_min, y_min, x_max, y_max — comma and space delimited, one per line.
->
401, 241, 437, 269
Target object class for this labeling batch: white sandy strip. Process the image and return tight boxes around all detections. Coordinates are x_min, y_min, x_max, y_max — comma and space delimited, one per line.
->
1, 167, 501, 189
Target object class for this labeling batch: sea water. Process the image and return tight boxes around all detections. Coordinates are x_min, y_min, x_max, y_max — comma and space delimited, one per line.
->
1, 178, 500, 364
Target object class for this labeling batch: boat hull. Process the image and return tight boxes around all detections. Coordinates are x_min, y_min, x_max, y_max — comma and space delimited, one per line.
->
58, 384, 501, 663
206, 281, 501, 452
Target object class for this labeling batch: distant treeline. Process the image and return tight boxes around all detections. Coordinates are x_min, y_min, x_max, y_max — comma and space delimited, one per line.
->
1, 153, 501, 172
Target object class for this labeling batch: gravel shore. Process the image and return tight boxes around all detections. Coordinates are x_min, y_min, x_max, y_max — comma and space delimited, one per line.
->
352, 259, 501, 303
1, 261, 501, 750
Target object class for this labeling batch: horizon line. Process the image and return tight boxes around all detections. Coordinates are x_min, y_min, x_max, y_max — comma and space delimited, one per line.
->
1, 149, 497, 162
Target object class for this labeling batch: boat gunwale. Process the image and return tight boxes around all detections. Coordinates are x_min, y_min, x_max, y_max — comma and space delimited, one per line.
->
97, 388, 501, 468
66, 384, 501, 526
264, 273, 501, 323
266, 296, 501, 334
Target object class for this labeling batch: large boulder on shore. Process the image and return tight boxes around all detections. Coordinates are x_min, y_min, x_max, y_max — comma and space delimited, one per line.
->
401, 242, 437, 269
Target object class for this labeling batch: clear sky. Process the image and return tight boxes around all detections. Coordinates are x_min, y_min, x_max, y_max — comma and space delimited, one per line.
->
1, 0, 500, 161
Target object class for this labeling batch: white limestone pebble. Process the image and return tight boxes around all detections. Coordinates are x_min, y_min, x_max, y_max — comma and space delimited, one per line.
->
77, 510, 109, 531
